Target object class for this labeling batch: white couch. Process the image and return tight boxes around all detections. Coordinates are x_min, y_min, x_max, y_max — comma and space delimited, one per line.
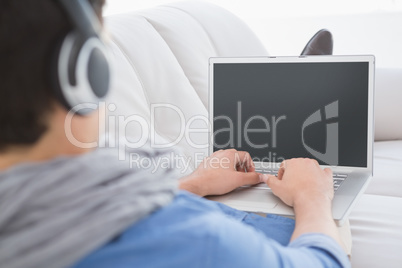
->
104, 1, 402, 267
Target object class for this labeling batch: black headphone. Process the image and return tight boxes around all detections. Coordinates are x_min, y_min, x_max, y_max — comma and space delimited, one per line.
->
52, 0, 110, 115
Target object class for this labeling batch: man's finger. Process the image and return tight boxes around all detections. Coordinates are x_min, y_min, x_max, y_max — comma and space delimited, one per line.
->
234, 171, 260, 186
324, 167, 333, 177
280, 160, 287, 169
265, 174, 280, 191
259, 173, 269, 183
233, 151, 256, 173
277, 166, 285, 180
236, 164, 247, 173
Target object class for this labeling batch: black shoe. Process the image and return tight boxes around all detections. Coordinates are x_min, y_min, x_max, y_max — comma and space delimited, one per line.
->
301, 29, 333, 55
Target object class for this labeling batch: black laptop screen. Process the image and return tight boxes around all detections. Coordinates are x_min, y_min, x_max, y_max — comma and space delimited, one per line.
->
213, 62, 369, 167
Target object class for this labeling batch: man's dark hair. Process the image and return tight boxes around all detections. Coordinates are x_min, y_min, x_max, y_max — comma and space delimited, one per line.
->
0, 0, 105, 152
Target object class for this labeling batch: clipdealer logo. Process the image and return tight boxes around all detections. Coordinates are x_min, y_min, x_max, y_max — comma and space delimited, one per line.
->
302, 100, 339, 166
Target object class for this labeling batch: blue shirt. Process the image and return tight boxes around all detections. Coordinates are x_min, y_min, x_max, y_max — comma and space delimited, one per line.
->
72, 191, 350, 268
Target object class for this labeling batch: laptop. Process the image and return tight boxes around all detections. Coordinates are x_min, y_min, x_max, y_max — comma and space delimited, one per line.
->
208, 55, 375, 225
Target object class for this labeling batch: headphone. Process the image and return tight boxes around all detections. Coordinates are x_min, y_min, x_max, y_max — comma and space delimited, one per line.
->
52, 0, 110, 115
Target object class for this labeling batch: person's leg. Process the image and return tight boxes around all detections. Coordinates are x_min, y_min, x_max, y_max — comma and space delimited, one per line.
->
213, 202, 295, 246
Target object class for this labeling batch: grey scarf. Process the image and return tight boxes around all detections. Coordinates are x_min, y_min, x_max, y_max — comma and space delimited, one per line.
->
0, 147, 179, 268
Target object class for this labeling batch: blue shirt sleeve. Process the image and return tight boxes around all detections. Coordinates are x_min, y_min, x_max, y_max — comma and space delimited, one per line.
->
71, 191, 350, 268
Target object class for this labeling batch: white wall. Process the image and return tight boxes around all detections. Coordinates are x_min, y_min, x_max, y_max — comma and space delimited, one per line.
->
104, 0, 402, 68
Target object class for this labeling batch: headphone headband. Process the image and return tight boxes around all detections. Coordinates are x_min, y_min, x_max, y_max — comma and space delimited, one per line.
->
57, 0, 103, 39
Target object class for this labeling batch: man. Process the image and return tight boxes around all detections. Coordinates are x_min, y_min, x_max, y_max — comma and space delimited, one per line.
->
0, 0, 350, 267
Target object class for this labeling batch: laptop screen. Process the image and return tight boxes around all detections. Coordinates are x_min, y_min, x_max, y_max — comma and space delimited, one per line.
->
213, 61, 369, 167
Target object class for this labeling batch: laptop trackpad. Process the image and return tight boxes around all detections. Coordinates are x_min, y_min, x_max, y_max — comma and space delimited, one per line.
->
225, 188, 279, 209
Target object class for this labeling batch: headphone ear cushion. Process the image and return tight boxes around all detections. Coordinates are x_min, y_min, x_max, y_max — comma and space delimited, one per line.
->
51, 32, 110, 115
87, 46, 110, 98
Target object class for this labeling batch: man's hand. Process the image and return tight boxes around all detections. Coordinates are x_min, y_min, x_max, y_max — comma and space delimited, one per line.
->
179, 149, 261, 196
261, 158, 334, 207
260, 158, 347, 252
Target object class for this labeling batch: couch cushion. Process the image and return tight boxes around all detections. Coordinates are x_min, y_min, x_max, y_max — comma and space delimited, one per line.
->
365, 141, 402, 198
137, 6, 216, 108
163, 1, 268, 57
350, 141, 402, 267
349, 194, 402, 268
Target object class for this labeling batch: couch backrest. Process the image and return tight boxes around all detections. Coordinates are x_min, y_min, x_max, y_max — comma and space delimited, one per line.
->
104, 1, 268, 170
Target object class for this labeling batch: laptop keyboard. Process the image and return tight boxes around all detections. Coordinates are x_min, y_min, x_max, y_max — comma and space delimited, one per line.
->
252, 169, 347, 191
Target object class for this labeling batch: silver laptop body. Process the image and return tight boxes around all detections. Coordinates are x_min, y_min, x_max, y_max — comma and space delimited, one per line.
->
208, 55, 375, 225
